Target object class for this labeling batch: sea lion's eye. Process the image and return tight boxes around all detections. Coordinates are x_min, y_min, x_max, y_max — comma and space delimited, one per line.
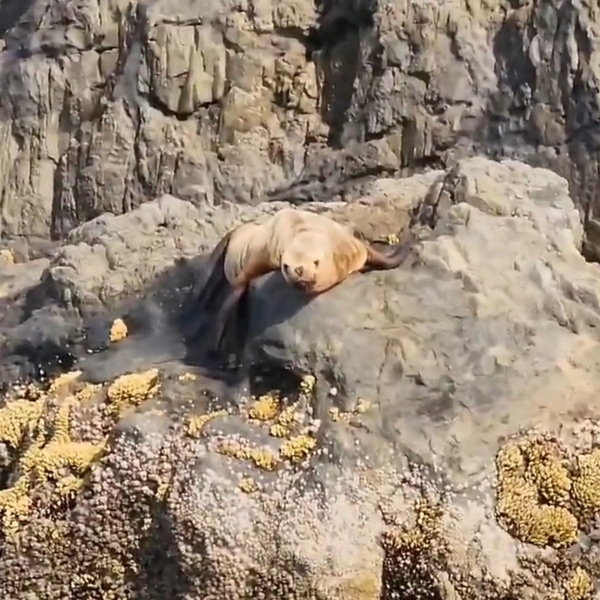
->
314, 259, 319, 267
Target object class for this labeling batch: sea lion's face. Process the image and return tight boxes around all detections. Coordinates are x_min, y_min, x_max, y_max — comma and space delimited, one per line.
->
281, 247, 324, 293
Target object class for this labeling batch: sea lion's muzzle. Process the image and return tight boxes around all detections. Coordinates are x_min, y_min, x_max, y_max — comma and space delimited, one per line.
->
291, 278, 315, 292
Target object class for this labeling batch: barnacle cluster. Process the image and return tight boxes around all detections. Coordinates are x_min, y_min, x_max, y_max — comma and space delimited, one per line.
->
0, 377, 105, 535
495, 433, 600, 548
109, 318, 128, 343
0, 366, 164, 537
183, 372, 321, 471
377, 497, 447, 599
105, 368, 160, 416
381, 498, 443, 554
0, 248, 15, 265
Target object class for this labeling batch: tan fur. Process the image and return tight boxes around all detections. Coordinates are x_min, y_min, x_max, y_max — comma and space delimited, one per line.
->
223, 222, 272, 284
222, 208, 380, 294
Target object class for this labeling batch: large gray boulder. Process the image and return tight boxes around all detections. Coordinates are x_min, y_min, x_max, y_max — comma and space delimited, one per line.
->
0, 157, 599, 598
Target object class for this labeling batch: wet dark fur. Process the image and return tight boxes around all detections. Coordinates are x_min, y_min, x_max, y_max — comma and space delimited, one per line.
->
179, 231, 247, 362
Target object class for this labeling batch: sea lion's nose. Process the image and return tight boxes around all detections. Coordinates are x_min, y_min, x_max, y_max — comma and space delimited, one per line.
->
295, 266, 303, 276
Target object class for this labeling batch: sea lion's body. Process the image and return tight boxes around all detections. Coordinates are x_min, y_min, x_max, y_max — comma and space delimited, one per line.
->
182, 208, 416, 359
223, 209, 415, 292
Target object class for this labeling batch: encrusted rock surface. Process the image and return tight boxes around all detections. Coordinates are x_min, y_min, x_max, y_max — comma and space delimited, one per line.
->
3, 0, 600, 261
0, 157, 599, 598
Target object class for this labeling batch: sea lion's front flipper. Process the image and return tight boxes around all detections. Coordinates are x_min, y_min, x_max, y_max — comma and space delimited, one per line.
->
362, 229, 417, 272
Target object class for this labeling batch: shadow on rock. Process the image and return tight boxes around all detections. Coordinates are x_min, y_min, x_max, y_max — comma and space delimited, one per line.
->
67, 254, 314, 387
127, 493, 193, 600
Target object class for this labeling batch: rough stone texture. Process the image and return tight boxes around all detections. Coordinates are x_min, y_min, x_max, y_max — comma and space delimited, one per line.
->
0, 157, 599, 598
3, 0, 600, 261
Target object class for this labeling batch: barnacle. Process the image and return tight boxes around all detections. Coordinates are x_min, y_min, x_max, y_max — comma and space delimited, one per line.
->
105, 369, 160, 416
280, 434, 316, 463
248, 393, 280, 421
570, 449, 600, 518
495, 435, 579, 548
186, 410, 228, 438
109, 318, 128, 343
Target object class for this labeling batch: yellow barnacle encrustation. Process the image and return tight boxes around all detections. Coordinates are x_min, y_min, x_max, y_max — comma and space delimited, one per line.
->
280, 434, 316, 463
563, 567, 594, 600
0, 477, 31, 535
570, 449, 600, 517
106, 369, 160, 416
109, 318, 128, 343
495, 436, 579, 548
0, 398, 45, 448
248, 393, 280, 421
48, 370, 82, 395
186, 410, 228, 438
0, 248, 15, 265
215, 438, 279, 471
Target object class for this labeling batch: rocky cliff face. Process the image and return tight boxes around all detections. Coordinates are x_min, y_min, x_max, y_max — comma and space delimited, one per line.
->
2, 0, 600, 254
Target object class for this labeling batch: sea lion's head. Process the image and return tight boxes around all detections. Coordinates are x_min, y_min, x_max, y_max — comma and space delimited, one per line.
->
281, 235, 326, 293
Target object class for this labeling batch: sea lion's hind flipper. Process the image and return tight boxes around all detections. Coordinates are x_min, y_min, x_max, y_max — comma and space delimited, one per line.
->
362, 230, 417, 272
207, 284, 248, 358
207, 252, 272, 359
179, 231, 234, 339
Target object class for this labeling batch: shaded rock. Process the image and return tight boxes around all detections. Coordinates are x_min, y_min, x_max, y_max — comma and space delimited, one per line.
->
0, 158, 598, 598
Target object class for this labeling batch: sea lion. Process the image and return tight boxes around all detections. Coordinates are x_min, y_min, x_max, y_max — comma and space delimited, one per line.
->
181, 208, 416, 359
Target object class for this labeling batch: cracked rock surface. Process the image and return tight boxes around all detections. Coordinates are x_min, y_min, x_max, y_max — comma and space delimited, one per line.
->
4, 0, 600, 261
0, 157, 599, 598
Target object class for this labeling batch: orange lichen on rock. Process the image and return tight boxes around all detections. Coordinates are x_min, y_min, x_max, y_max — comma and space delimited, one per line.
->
494, 433, 596, 549
109, 318, 128, 343
105, 368, 160, 416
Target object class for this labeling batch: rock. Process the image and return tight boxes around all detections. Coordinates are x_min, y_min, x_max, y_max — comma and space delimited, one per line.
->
0, 157, 599, 598
246, 156, 590, 486
2, 0, 600, 263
